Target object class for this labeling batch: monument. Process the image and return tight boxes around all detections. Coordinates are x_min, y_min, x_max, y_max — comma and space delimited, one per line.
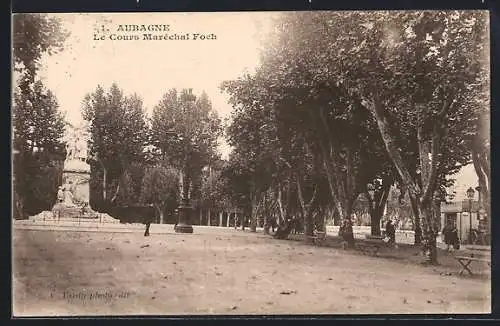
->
52, 123, 91, 217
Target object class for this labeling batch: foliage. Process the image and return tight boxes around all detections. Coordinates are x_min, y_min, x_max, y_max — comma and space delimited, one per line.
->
13, 13, 69, 81
82, 84, 148, 209
222, 11, 488, 261
140, 164, 179, 223
12, 14, 69, 219
150, 88, 222, 201
13, 81, 66, 216
200, 164, 231, 211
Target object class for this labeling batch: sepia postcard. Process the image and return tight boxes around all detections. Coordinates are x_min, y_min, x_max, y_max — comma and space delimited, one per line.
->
12, 11, 491, 317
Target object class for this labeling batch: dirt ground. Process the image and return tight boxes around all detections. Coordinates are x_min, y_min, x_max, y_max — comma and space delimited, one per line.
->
12, 226, 491, 316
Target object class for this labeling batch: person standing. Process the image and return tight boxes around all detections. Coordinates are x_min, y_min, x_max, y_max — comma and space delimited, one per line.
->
385, 220, 396, 245
450, 225, 460, 250
340, 219, 355, 249
442, 223, 461, 251
442, 223, 452, 251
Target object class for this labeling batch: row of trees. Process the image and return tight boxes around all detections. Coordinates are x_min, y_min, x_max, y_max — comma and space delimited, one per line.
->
11, 12, 490, 267
10, 14, 234, 226
83, 84, 223, 224
13, 14, 69, 218
220, 11, 489, 264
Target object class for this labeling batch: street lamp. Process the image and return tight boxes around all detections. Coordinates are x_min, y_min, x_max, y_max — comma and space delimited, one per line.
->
165, 131, 195, 234
366, 186, 378, 234
466, 187, 475, 244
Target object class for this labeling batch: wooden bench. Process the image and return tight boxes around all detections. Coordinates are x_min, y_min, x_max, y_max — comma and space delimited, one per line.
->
454, 248, 491, 276
357, 235, 390, 256
307, 231, 327, 246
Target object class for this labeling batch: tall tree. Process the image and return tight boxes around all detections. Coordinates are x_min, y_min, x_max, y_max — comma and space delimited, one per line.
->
150, 88, 222, 209
223, 11, 487, 264
13, 81, 66, 217
140, 164, 179, 224
82, 84, 148, 210
274, 11, 487, 262
12, 14, 69, 219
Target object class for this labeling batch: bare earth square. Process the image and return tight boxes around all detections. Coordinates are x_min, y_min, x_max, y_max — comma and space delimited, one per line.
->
13, 227, 490, 316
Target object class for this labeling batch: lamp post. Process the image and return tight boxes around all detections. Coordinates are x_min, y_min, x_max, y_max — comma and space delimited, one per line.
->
475, 186, 483, 227
367, 187, 378, 236
175, 195, 194, 233
466, 187, 475, 244
170, 91, 196, 234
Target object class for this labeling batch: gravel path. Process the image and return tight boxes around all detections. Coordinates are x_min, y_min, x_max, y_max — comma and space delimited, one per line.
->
13, 227, 490, 316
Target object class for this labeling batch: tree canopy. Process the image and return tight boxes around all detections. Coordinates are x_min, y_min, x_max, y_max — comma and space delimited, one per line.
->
222, 10, 489, 262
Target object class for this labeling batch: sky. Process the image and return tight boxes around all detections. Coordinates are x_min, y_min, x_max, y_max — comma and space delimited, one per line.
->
37, 12, 279, 159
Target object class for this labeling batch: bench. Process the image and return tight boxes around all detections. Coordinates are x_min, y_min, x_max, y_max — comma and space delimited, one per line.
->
307, 231, 327, 246
454, 249, 491, 276
357, 235, 391, 256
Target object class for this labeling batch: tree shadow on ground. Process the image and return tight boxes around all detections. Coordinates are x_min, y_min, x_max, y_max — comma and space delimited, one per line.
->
269, 232, 490, 279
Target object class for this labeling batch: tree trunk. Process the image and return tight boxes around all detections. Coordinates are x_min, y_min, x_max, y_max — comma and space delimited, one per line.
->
154, 203, 163, 224
207, 208, 211, 226
219, 211, 223, 227
370, 212, 382, 236
250, 194, 260, 232
14, 192, 25, 220
364, 98, 443, 263
110, 181, 120, 204
263, 213, 270, 235
472, 148, 490, 218
199, 209, 203, 225
342, 202, 355, 248
304, 211, 314, 238
159, 210, 164, 225
318, 141, 356, 245
296, 174, 317, 241
420, 200, 438, 264
366, 180, 390, 236
410, 196, 423, 244
102, 166, 107, 201
250, 195, 256, 232
277, 186, 287, 225
226, 211, 230, 227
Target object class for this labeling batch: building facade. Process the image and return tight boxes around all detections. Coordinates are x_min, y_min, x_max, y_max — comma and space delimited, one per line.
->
441, 200, 489, 244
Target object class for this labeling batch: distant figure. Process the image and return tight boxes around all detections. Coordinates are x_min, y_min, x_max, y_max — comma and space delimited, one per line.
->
144, 221, 151, 236
339, 219, 355, 248
385, 220, 396, 245
443, 224, 460, 251
57, 186, 64, 204
63, 184, 75, 206
269, 219, 278, 233
80, 202, 88, 216
451, 227, 460, 250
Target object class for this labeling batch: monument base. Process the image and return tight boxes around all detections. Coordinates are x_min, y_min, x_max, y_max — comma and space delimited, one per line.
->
175, 202, 194, 233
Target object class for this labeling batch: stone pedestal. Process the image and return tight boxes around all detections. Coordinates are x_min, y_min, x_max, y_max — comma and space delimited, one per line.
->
174, 199, 193, 233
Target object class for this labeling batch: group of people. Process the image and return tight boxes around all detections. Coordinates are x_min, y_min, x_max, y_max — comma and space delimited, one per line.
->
56, 183, 75, 206
261, 214, 461, 252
